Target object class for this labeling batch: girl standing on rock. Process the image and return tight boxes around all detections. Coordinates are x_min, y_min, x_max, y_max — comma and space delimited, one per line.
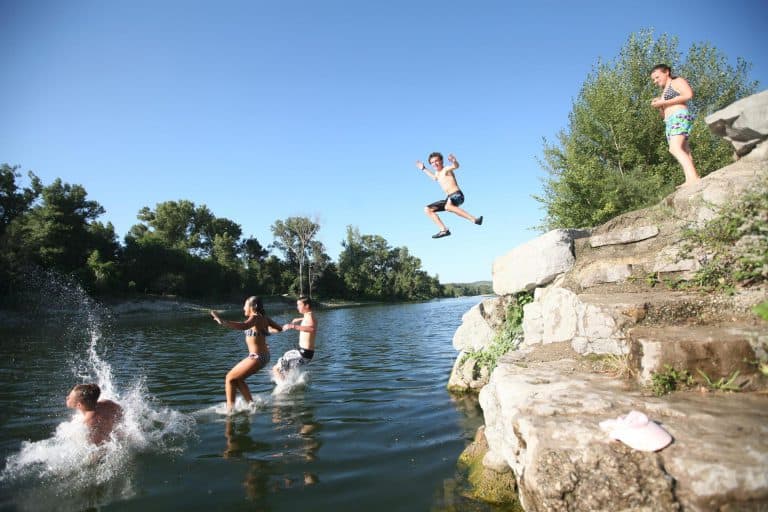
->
650, 64, 701, 188
211, 296, 283, 412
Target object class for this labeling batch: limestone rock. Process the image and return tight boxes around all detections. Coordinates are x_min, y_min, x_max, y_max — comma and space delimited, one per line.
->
652, 244, 702, 274
447, 353, 491, 393
457, 426, 519, 505
706, 89, 768, 157
479, 357, 768, 511
452, 302, 496, 352
578, 261, 633, 288
492, 229, 590, 295
589, 225, 659, 247
629, 324, 767, 388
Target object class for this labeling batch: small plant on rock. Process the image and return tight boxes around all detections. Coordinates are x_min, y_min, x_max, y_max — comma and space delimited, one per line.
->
682, 178, 768, 291
696, 369, 742, 392
463, 291, 533, 373
650, 365, 693, 396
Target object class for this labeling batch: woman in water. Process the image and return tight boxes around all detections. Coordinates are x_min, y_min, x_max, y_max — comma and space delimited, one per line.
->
650, 64, 701, 187
211, 296, 283, 412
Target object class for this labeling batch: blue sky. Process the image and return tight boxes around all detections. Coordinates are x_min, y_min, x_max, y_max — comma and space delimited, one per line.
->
2, 0, 766, 283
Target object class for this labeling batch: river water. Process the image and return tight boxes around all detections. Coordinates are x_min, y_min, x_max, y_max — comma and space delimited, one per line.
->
0, 287, 509, 511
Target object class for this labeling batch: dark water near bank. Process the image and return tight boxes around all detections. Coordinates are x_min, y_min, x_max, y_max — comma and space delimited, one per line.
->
0, 294, 513, 511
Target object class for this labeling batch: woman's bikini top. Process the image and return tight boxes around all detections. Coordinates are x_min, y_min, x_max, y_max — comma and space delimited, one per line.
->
245, 325, 269, 337
662, 84, 681, 101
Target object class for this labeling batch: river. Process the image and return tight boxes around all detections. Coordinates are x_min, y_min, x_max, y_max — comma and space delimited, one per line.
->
0, 289, 511, 511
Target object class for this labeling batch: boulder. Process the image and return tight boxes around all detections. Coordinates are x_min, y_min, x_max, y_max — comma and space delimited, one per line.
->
452, 296, 511, 352
492, 229, 590, 295
706, 89, 768, 157
479, 355, 768, 511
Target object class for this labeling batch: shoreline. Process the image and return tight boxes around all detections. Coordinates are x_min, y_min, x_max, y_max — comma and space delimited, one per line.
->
0, 295, 458, 326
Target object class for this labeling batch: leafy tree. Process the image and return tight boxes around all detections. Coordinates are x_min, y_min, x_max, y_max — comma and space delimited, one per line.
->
12, 179, 107, 271
271, 216, 320, 297
536, 30, 758, 230
337, 226, 442, 300
0, 164, 42, 237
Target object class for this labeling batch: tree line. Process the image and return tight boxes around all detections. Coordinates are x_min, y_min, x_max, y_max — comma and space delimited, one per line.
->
0, 165, 473, 304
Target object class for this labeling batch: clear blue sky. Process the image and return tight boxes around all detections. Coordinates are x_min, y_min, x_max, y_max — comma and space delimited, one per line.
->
2, 0, 766, 283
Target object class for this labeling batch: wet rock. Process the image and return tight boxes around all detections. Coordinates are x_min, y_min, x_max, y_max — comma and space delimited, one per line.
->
457, 426, 520, 506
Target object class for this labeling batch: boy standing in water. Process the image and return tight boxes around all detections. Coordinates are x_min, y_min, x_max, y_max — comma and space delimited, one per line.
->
66, 383, 123, 445
272, 296, 317, 383
415, 152, 483, 238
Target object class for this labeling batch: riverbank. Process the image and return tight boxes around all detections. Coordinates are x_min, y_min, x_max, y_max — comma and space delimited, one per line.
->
0, 294, 420, 326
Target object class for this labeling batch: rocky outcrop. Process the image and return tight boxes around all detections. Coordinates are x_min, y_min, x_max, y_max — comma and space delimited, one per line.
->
479, 349, 768, 512
706, 89, 768, 157
448, 295, 515, 392
492, 229, 590, 295
451, 92, 768, 511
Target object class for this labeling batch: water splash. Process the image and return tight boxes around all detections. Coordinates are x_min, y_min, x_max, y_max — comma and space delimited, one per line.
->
0, 269, 196, 510
272, 368, 310, 395
194, 395, 270, 416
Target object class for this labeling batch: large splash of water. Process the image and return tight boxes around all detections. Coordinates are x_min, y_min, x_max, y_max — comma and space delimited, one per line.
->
0, 269, 196, 510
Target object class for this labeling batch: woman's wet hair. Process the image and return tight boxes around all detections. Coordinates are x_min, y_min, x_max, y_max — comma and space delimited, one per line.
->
246, 296, 265, 315
298, 296, 312, 308
651, 63, 672, 75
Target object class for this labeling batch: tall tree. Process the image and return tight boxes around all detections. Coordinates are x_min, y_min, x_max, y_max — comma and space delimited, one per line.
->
535, 30, 758, 230
0, 164, 42, 238
271, 216, 320, 297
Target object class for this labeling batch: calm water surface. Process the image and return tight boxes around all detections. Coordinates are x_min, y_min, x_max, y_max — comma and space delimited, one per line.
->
0, 295, 512, 511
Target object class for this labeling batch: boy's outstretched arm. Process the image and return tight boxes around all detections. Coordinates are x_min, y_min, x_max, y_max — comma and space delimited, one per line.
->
444, 153, 460, 172
416, 160, 437, 180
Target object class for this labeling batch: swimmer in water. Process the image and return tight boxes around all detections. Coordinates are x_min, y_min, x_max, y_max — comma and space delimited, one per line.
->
211, 296, 283, 412
65, 383, 123, 445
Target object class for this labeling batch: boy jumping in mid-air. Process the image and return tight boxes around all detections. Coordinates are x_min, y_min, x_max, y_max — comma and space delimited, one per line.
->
415, 152, 483, 238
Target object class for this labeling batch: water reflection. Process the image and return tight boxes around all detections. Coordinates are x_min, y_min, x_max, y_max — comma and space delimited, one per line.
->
222, 398, 321, 502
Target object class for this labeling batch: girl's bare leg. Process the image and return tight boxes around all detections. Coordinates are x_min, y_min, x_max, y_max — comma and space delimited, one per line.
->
225, 357, 262, 411
669, 135, 700, 186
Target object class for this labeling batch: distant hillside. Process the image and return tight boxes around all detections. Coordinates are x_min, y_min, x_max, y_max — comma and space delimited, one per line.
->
442, 281, 493, 297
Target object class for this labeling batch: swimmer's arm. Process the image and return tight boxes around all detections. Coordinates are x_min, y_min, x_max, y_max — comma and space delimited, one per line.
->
267, 317, 283, 333
220, 315, 257, 330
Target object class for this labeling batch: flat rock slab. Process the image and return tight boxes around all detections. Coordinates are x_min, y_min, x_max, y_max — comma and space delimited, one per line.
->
479, 357, 768, 511
589, 225, 659, 247
629, 324, 768, 388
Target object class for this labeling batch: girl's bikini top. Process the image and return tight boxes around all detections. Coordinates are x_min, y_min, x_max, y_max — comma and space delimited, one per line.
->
245, 326, 269, 337
662, 84, 681, 101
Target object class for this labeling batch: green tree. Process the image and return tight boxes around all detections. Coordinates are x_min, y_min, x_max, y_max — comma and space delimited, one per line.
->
337, 226, 442, 300
535, 30, 758, 230
0, 164, 42, 237
14, 179, 107, 271
271, 216, 320, 297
